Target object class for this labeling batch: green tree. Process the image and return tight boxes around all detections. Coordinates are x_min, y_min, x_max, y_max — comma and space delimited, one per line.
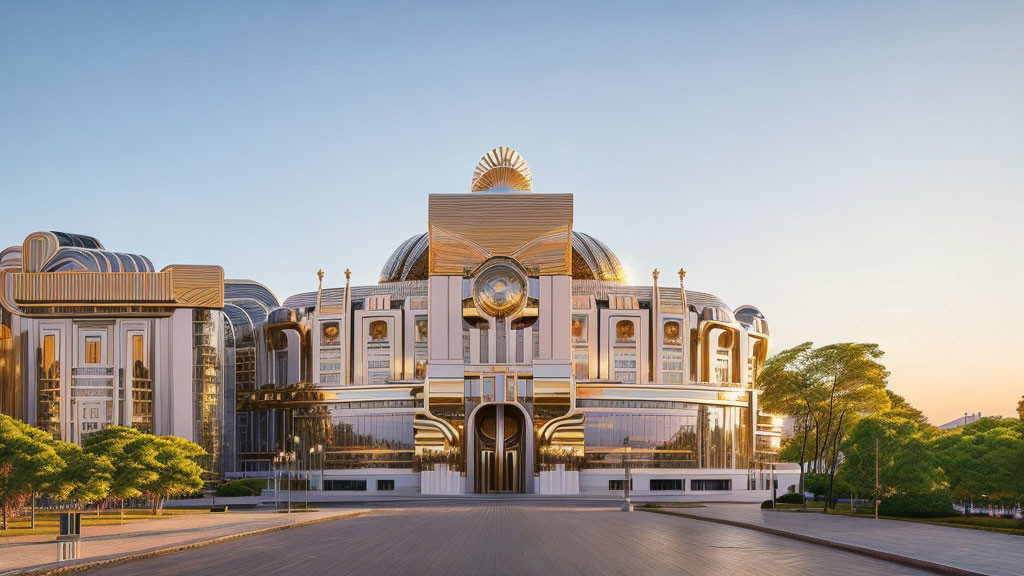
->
758, 343, 891, 511
931, 418, 1024, 506
127, 435, 206, 515
48, 441, 112, 513
804, 343, 890, 511
883, 390, 928, 425
803, 472, 830, 501
1017, 395, 1024, 420
757, 342, 820, 507
837, 415, 946, 500
85, 426, 147, 517
0, 415, 65, 530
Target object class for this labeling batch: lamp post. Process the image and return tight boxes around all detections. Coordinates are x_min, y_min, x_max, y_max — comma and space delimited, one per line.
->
277, 448, 296, 514
289, 435, 300, 513
274, 452, 285, 510
312, 444, 324, 492
621, 438, 633, 512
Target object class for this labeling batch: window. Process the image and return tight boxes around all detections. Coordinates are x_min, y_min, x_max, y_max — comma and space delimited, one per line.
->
609, 479, 633, 491
275, 350, 289, 385
85, 336, 102, 364
366, 319, 392, 384
612, 318, 638, 383
464, 377, 481, 399
325, 479, 367, 491
650, 479, 684, 491
413, 316, 428, 380
130, 334, 153, 433
38, 333, 61, 438
377, 479, 395, 491
691, 479, 731, 491
661, 320, 684, 384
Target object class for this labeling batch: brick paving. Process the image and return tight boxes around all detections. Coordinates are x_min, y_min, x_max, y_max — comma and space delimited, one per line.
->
674, 503, 1024, 576
77, 503, 933, 576
0, 508, 368, 575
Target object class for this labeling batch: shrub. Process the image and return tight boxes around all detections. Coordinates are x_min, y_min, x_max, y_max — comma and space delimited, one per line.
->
215, 478, 265, 497
776, 492, 805, 505
760, 500, 774, 509
803, 473, 830, 500
878, 491, 954, 518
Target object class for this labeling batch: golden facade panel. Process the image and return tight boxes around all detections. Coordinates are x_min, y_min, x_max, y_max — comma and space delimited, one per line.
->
428, 193, 573, 276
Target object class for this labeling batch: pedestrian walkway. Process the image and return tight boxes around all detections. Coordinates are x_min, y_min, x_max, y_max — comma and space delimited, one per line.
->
0, 507, 368, 575
659, 503, 1023, 576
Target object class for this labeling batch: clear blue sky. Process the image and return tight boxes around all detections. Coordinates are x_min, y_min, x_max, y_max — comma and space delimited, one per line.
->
1, 1, 1021, 425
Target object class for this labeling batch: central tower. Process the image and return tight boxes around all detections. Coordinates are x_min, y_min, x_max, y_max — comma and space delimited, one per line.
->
416, 147, 582, 493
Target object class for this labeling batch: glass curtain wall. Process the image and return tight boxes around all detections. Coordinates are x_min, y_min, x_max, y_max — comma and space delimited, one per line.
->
193, 310, 223, 478
292, 411, 415, 470
582, 405, 750, 470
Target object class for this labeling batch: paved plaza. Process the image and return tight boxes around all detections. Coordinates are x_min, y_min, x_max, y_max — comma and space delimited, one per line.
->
5, 500, 1022, 575
0, 508, 368, 575
77, 502, 934, 576
673, 503, 1024, 576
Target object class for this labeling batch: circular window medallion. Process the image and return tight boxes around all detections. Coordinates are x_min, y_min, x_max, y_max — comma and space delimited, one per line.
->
473, 258, 528, 318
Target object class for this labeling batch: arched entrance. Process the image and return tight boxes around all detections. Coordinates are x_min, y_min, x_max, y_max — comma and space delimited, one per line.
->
471, 403, 528, 493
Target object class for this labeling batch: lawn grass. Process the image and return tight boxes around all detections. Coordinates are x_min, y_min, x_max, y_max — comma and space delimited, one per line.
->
767, 501, 1024, 535
0, 508, 207, 538
635, 502, 705, 509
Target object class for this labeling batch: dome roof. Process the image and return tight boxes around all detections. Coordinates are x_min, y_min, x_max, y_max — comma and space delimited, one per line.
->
570, 231, 625, 282
379, 230, 626, 283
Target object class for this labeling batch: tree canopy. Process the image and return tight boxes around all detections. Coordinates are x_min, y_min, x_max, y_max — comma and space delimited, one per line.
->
929, 418, 1024, 505
837, 415, 946, 498
1, 415, 208, 525
757, 342, 891, 510
0, 415, 65, 529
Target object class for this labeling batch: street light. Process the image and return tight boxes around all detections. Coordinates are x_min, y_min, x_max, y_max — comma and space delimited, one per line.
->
291, 435, 300, 512
311, 444, 324, 493
277, 449, 296, 514
621, 437, 633, 512
274, 451, 288, 510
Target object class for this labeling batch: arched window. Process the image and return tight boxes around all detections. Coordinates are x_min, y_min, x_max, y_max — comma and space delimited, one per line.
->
369, 320, 388, 341
615, 320, 635, 343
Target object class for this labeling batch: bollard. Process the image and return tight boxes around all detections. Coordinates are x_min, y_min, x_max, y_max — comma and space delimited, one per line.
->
56, 512, 82, 561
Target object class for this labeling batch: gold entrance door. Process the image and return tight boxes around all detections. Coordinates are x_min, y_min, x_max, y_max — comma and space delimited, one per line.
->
475, 404, 525, 493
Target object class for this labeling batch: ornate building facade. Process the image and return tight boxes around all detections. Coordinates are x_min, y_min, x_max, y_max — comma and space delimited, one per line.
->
0, 148, 793, 498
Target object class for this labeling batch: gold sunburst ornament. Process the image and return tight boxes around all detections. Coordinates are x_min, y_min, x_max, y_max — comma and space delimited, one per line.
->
471, 147, 532, 192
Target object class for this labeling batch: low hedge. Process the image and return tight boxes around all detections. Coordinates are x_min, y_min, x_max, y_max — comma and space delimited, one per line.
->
878, 491, 954, 518
760, 500, 774, 509
215, 478, 266, 497
776, 492, 805, 504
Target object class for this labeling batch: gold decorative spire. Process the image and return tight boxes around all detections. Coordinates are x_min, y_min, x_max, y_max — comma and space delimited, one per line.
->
343, 267, 353, 385
316, 269, 324, 310
471, 147, 532, 192
679, 267, 690, 384
652, 268, 660, 282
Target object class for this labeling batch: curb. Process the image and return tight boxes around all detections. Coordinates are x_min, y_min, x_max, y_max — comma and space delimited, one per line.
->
640, 507, 991, 576
8, 510, 368, 576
